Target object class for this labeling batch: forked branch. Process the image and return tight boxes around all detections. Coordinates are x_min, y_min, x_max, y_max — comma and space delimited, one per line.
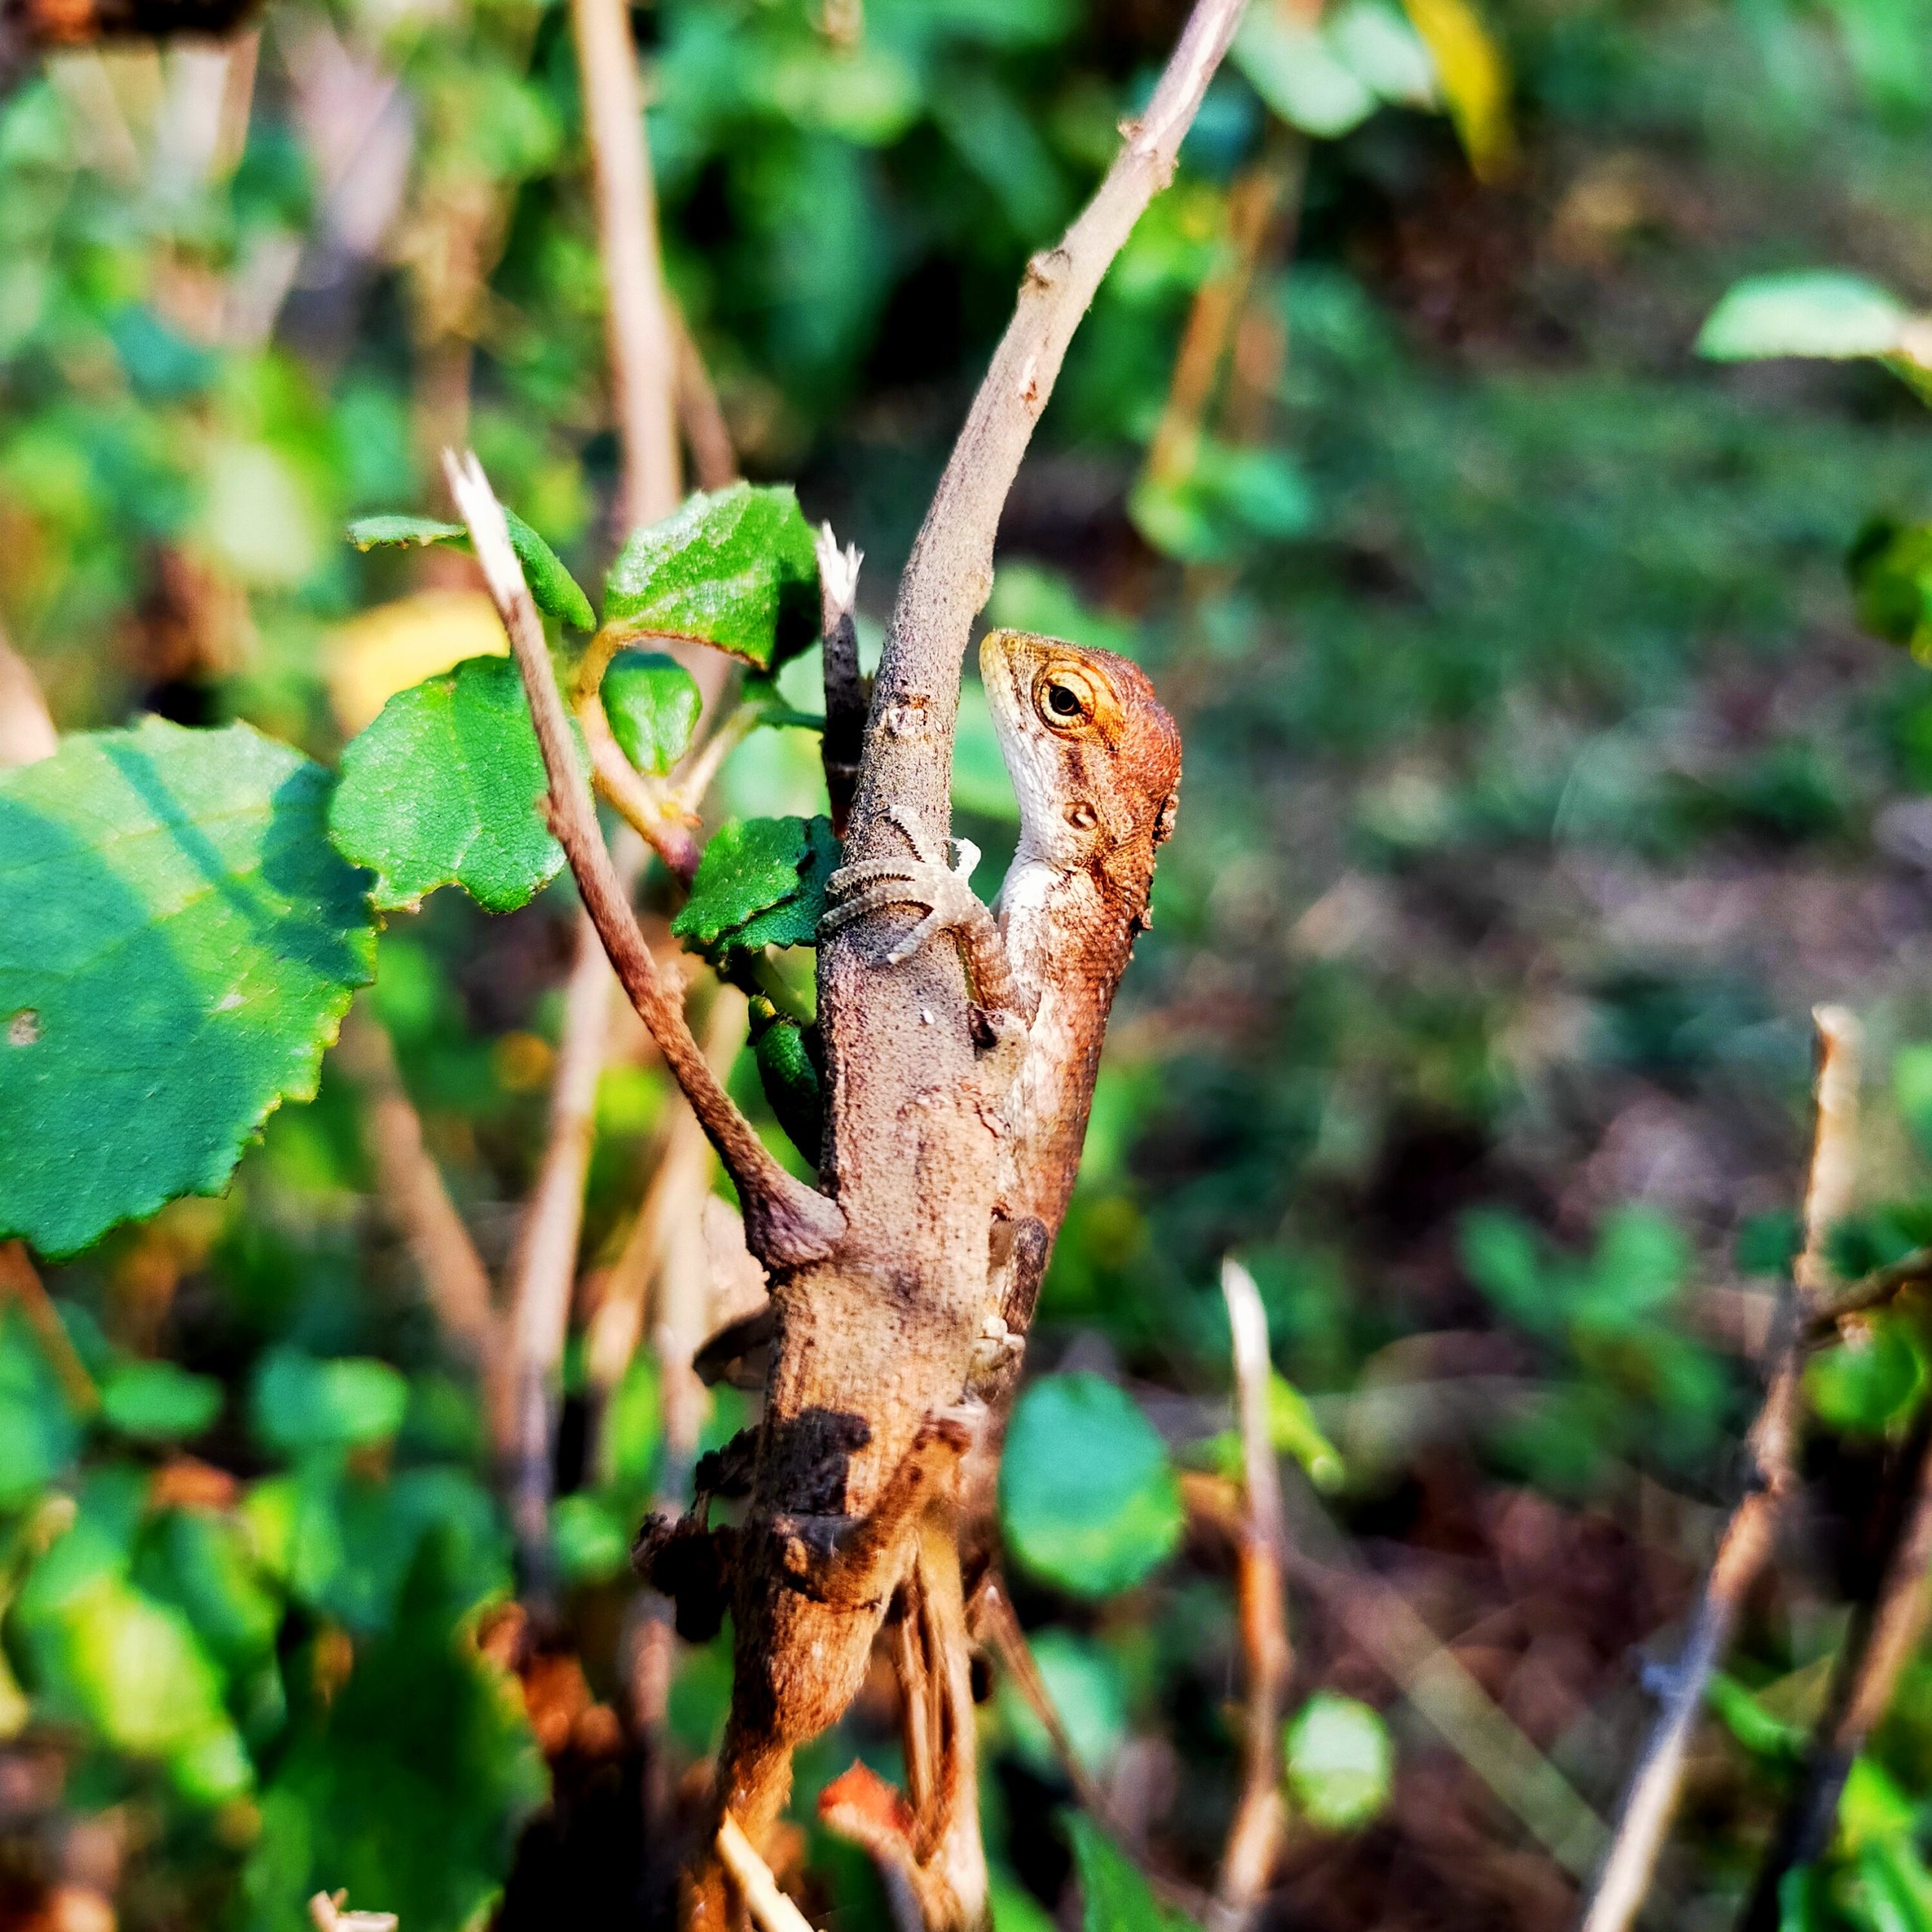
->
442, 449, 844, 1269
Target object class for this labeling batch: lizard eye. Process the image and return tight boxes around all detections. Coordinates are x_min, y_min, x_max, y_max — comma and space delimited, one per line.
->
1034, 666, 1099, 731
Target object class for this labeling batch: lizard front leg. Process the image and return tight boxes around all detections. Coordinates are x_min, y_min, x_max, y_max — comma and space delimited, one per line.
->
819, 807, 1035, 1027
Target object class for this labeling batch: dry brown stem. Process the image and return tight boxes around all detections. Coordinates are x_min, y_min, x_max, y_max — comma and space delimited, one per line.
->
442, 448, 844, 1272
715, 1814, 814, 1932
568, 0, 678, 531
1211, 1257, 1291, 1930
337, 1005, 503, 1433
1578, 1005, 1862, 1932
506, 854, 641, 1578
0, 1241, 99, 1414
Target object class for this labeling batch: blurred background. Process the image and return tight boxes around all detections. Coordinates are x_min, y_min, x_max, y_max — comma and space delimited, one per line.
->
6, 0, 1932, 1927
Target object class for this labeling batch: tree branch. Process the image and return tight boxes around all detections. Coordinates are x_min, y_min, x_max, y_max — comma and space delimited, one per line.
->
568, 0, 679, 531
442, 449, 844, 1270
1577, 1005, 1862, 1932
1211, 1258, 1291, 1931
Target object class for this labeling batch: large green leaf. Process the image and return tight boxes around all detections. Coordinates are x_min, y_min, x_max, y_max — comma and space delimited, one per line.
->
671, 815, 840, 961
347, 509, 596, 632
999, 1374, 1182, 1598
328, 654, 576, 913
0, 718, 376, 1258
251, 1349, 410, 1457
603, 483, 821, 671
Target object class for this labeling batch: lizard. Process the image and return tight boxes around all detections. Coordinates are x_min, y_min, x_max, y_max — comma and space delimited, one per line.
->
820, 625, 1182, 1370
667, 628, 1179, 1930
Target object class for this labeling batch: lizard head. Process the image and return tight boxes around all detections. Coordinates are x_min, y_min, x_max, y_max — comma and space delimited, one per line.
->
979, 629, 1181, 868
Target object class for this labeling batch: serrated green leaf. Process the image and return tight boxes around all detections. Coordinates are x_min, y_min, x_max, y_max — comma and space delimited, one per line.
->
670, 815, 840, 961
1000, 1374, 1182, 1598
603, 650, 703, 775
347, 509, 595, 631
1066, 1814, 1201, 1932
603, 483, 821, 671
1284, 1692, 1393, 1831
329, 654, 577, 913
0, 718, 376, 1258
1696, 272, 1912, 363
101, 1360, 222, 1441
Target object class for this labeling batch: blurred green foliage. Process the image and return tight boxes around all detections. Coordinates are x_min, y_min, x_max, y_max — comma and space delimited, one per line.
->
11, 0, 1932, 1925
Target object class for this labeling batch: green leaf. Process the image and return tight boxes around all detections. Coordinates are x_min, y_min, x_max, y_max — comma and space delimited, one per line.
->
1000, 1374, 1183, 1598
348, 509, 595, 632
100, 1359, 222, 1442
550, 1493, 630, 1586
1234, 8, 1377, 136
1574, 1207, 1687, 1330
329, 654, 577, 913
0, 719, 376, 1257
1066, 1814, 1201, 1932
1695, 272, 1912, 363
603, 650, 703, 775
1129, 442, 1313, 565
603, 483, 821, 671
1807, 1314, 1927, 1437
1204, 1371, 1345, 1492
1284, 1692, 1394, 1831
1706, 1672, 1806, 1764
251, 1349, 409, 1457
1458, 1208, 1558, 1334
1850, 520, 1932, 664
671, 815, 840, 961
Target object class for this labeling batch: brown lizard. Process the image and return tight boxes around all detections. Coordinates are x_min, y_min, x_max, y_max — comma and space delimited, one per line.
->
673, 629, 1178, 1930
823, 626, 1182, 1354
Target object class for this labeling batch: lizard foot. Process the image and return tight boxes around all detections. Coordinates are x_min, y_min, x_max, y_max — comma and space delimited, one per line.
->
821, 807, 983, 966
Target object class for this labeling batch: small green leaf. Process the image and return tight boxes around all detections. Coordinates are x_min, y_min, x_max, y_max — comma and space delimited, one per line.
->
330, 654, 577, 913
0, 1307, 82, 1508
348, 509, 595, 632
1204, 1371, 1345, 1491
1066, 1814, 1201, 1932
0, 718, 376, 1257
1850, 519, 1932, 663
1706, 1672, 1805, 1764
603, 650, 703, 775
603, 483, 821, 671
1000, 1374, 1183, 1598
1284, 1692, 1394, 1831
1695, 272, 1912, 363
1130, 441, 1313, 565
1234, 8, 1377, 135
1807, 1315, 1927, 1437
251, 1349, 409, 1457
671, 816, 840, 961
551, 1493, 630, 1586
100, 1360, 222, 1442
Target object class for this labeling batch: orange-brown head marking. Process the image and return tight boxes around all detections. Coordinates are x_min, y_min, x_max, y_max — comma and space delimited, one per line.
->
979, 629, 1181, 871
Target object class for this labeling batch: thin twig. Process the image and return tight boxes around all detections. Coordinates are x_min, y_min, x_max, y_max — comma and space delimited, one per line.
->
1739, 1409, 1932, 1927
715, 1814, 814, 1932
568, 0, 679, 531
0, 1241, 99, 1414
1225, 1473, 1611, 1881
672, 303, 740, 494
441, 449, 844, 1270
572, 626, 703, 878
1578, 1005, 1862, 1932
507, 852, 639, 1584
338, 1004, 505, 1435
840, 0, 1251, 857
974, 1578, 1111, 1824
1211, 1257, 1291, 1930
